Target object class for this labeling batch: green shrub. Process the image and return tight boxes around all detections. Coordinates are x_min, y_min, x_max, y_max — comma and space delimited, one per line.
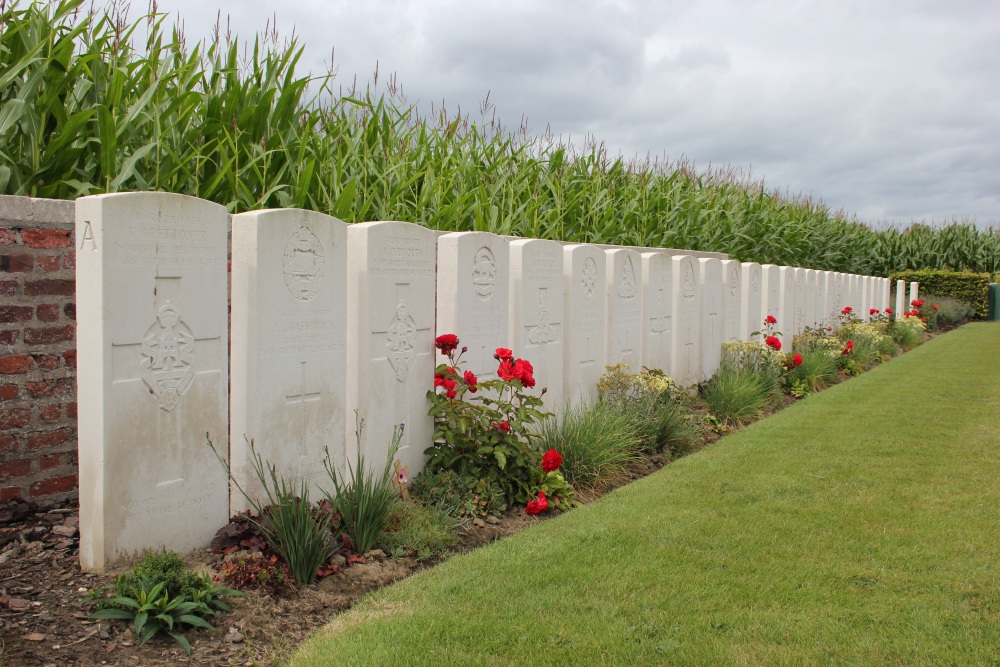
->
925, 294, 975, 324
891, 319, 923, 350
410, 469, 507, 520
376, 499, 459, 560
538, 401, 643, 491
700, 367, 777, 427
890, 269, 990, 318
325, 416, 403, 555
836, 322, 886, 369
785, 349, 840, 396
116, 550, 206, 602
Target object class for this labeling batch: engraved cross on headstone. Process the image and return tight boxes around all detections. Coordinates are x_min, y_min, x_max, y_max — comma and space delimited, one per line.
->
285, 360, 322, 479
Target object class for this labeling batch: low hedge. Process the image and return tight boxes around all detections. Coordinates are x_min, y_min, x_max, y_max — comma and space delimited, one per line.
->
890, 269, 990, 318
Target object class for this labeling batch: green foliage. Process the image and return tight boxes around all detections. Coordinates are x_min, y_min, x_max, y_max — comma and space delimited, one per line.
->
785, 349, 840, 396
324, 415, 402, 555
538, 401, 643, 491
2, 1, 997, 275
376, 499, 459, 560
409, 469, 508, 520
425, 342, 551, 504
700, 367, 778, 426
206, 435, 339, 586
891, 317, 925, 350
218, 552, 293, 597
890, 269, 991, 318
89, 552, 242, 655
924, 294, 975, 325
836, 322, 888, 369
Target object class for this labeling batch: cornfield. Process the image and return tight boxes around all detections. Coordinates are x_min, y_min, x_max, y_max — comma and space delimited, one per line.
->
2, 0, 997, 275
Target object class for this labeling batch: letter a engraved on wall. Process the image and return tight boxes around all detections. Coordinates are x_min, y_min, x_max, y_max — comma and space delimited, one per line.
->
140, 301, 195, 412
385, 301, 417, 382
80, 220, 97, 251
283, 225, 325, 301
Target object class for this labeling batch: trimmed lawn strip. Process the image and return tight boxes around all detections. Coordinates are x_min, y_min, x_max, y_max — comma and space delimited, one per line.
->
290, 324, 1000, 666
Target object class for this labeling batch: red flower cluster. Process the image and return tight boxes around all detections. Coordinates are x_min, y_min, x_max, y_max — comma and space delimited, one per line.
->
496, 348, 535, 388
765, 314, 778, 325
870, 308, 879, 316
932, 305, 939, 311
493, 420, 510, 432
542, 449, 563, 474
525, 491, 548, 515
435, 333, 459, 355
904, 309, 920, 317
885, 307, 894, 314
841, 306, 853, 315
792, 353, 803, 366
464, 370, 478, 393
911, 299, 925, 308
765, 335, 782, 351
842, 340, 854, 355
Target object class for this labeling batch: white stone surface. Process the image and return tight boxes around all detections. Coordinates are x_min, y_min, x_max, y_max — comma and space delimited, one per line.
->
229, 209, 347, 515
509, 239, 564, 408
909, 281, 919, 307
76, 193, 230, 572
346, 221, 436, 478
436, 232, 509, 380
699, 258, 723, 380
896, 279, 906, 315
721, 259, 742, 343
605, 248, 643, 368
761, 264, 781, 334
804, 269, 818, 329
777, 266, 796, 349
793, 267, 808, 335
563, 244, 608, 406
740, 262, 763, 341
817, 271, 831, 328
882, 278, 891, 312
670, 255, 701, 387
641, 252, 673, 374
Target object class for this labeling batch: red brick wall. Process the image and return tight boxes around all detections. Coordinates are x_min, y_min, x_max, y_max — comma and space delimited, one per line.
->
0, 196, 78, 502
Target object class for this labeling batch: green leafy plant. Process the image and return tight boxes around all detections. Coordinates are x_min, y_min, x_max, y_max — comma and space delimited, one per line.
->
376, 499, 459, 560
784, 349, 840, 396
425, 335, 551, 504
409, 469, 507, 519
218, 551, 293, 597
324, 414, 403, 555
206, 434, 339, 585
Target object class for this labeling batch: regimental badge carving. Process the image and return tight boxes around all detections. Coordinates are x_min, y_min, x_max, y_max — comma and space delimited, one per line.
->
751, 268, 760, 295
581, 257, 598, 298
729, 266, 739, 296
682, 262, 696, 298
618, 255, 637, 299
385, 301, 417, 382
527, 290, 558, 344
472, 247, 497, 300
283, 225, 325, 301
651, 290, 670, 333
140, 302, 195, 412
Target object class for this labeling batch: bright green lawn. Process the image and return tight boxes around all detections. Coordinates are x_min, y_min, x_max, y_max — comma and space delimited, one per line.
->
291, 324, 1000, 666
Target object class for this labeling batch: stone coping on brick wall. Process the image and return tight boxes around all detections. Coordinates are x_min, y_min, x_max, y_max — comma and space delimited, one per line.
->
0, 195, 74, 230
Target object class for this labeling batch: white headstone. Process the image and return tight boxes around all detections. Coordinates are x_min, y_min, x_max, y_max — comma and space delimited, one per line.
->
347, 221, 436, 477
740, 262, 763, 341
230, 209, 347, 515
437, 232, 509, 380
816, 270, 830, 329
563, 244, 608, 406
641, 252, 673, 374
605, 249, 643, 368
882, 278, 891, 312
793, 268, 808, 335
860, 276, 871, 321
509, 239, 564, 408
721, 260, 742, 343
76, 193, 230, 572
699, 258, 723, 380
777, 266, 796, 349
895, 279, 906, 316
909, 281, 919, 307
761, 264, 781, 334
670, 255, 701, 387
804, 269, 818, 330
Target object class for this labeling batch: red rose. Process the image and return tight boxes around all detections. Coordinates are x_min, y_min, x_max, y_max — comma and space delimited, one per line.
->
765, 315, 777, 325
513, 358, 535, 387
446, 389, 457, 399
442, 377, 457, 391
498, 359, 516, 381
435, 333, 459, 354
885, 307, 893, 314
463, 370, 478, 393
841, 306, 852, 314
525, 491, 548, 515
932, 305, 938, 311
494, 347, 513, 361
542, 449, 563, 474
764, 335, 782, 351
792, 353, 803, 366
870, 308, 878, 315
434, 373, 444, 387
493, 420, 510, 433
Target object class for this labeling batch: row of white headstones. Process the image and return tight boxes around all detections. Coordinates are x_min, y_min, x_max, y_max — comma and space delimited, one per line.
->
74, 192, 915, 572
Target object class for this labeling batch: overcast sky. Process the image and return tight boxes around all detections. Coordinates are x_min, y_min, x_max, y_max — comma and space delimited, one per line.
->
149, 0, 1000, 228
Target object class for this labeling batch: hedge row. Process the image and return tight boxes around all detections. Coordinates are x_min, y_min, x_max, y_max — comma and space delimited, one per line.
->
890, 269, 991, 318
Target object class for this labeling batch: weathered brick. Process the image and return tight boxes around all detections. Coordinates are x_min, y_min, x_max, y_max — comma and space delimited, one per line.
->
21, 228, 71, 249
27, 428, 72, 449
0, 330, 18, 345
33, 354, 60, 370
66, 402, 77, 419
36, 255, 62, 272
0, 354, 34, 374
39, 454, 62, 470
39, 404, 62, 422
1, 255, 33, 272
62, 251, 76, 270
0, 228, 15, 245
63, 302, 76, 320
29, 473, 76, 496
24, 279, 74, 296
0, 487, 22, 502
0, 434, 17, 454
0, 408, 31, 430
0, 280, 19, 296
0, 306, 33, 323
62, 349, 76, 368
0, 384, 17, 402
26, 379, 73, 398
36, 304, 60, 321
24, 325, 74, 345
0, 460, 31, 479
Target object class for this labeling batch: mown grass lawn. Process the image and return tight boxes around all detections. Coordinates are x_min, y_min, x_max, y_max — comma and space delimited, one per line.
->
290, 323, 1000, 666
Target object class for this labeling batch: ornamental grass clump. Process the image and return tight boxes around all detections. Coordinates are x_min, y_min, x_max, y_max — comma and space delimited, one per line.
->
925, 295, 975, 325
324, 414, 403, 556
700, 343, 783, 427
